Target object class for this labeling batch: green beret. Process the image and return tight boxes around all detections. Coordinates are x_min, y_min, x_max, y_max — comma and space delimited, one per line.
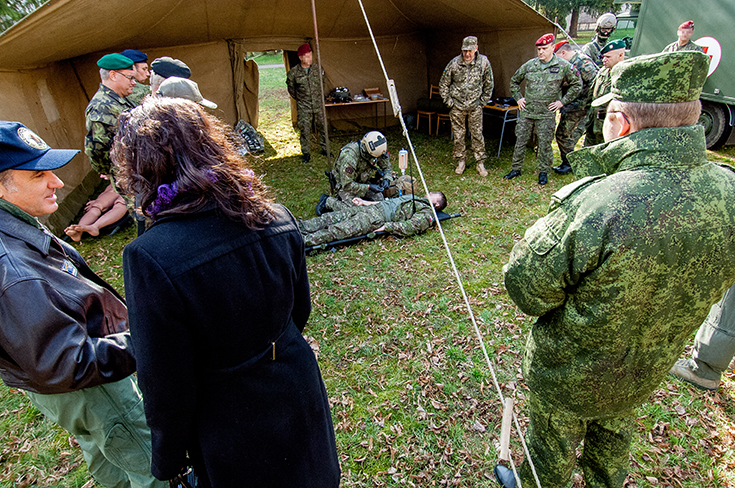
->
600, 39, 626, 56
97, 53, 134, 70
592, 51, 710, 106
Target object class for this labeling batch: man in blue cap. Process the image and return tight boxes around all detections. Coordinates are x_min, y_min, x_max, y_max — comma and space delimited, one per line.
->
120, 49, 150, 105
84, 53, 138, 179
0, 121, 166, 487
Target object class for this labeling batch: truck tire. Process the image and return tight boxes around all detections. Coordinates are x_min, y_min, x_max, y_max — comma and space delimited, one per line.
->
699, 101, 732, 149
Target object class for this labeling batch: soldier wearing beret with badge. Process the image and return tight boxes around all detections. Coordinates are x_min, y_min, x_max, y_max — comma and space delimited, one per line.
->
287, 43, 328, 164
0, 122, 166, 488
505, 33, 582, 185
495, 51, 735, 488
584, 39, 627, 147
120, 49, 151, 105
84, 53, 138, 179
663, 20, 704, 53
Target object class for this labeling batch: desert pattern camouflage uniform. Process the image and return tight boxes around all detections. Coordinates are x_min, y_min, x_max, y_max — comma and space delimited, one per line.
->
84, 84, 137, 175
510, 55, 582, 172
331, 141, 393, 201
504, 124, 735, 487
287, 62, 327, 156
662, 40, 704, 53
127, 82, 150, 106
582, 35, 606, 67
555, 51, 599, 160
585, 68, 613, 146
299, 194, 434, 246
439, 54, 494, 164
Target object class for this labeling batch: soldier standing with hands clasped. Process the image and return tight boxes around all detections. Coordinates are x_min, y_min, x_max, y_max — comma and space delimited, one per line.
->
505, 34, 582, 185
439, 36, 494, 177
287, 43, 328, 164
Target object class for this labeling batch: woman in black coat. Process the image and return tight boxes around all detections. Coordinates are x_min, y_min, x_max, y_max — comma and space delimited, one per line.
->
113, 97, 340, 487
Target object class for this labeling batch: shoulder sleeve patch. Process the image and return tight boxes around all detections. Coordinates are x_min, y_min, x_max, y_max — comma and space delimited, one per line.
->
345, 167, 354, 175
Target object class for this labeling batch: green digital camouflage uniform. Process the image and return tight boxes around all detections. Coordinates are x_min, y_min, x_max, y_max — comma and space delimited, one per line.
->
503, 124, 735, 488
585, 68, 613, 146
510, 55, 582, 173
556, 51, 600, 162
582, 35, 606, 67
286, 62, 327, 156
84, 84, 137, 175
662, 40, 705, 53
127, 82, 150, 106
331, 141, 393, 201
439, 53, 494, 164
299, 194, 434, 246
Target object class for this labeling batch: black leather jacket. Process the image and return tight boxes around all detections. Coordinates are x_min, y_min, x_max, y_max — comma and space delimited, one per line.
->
0, 209, 136, 394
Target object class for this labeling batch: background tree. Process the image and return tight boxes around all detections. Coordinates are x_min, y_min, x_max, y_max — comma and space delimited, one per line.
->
528, 0, 618, 37
1, 0, 45, 33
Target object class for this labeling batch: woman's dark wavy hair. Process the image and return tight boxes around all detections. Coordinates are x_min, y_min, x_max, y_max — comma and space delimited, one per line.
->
112, 96, 274, 228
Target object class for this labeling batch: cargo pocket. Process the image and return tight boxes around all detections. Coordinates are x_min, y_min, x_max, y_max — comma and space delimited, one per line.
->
102, 422, 150, 473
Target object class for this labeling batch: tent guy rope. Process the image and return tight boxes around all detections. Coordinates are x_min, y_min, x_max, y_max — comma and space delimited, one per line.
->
355, 1, 543, 486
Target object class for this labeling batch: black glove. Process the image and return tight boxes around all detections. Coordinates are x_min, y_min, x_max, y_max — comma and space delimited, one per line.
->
368, 183, 382, 193
378, 179, 390, 191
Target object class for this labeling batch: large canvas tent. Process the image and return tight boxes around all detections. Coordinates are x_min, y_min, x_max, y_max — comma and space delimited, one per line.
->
0, 0, 553, 233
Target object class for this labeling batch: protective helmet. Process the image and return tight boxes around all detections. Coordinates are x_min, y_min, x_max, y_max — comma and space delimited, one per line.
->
596, 13, 617, 30
361, 131, 388, 158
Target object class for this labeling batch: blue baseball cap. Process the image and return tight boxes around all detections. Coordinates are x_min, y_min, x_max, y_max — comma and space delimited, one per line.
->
0, 121, 79, 172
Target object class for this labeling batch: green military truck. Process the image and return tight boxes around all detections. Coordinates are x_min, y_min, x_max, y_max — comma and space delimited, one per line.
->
630, 0, 735, 148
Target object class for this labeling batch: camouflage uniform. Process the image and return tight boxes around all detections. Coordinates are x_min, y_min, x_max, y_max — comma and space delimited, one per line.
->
331, 141, 393, 201
555, 51, 599, 164
127, 82, 150, 106
585, 68, 613, 146
509, 55, 582, 173
84, 84, 136, 175
286, 62, 327, 156
662, 40, 704, 53
504, 124, 735, 487
582, 35, 607, 67
439, 53, 494, 167
299, 194, 434, 246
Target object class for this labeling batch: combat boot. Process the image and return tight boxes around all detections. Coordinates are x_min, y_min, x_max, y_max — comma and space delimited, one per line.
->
455, 159, 465, 175
476, 162, 488, 177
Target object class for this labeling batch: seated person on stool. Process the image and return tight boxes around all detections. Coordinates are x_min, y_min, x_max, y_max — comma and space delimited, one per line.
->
301, 192, 446, 246
64, 183, 127, 241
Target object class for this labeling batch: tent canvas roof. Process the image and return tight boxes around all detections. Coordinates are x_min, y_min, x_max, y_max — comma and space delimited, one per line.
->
0, 0, 552, 70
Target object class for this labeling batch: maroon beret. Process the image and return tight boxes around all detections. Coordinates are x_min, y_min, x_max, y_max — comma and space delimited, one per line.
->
536, 33, 555, 46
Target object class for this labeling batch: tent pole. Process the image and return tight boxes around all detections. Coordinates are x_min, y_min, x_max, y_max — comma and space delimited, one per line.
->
311, 0, 332, 167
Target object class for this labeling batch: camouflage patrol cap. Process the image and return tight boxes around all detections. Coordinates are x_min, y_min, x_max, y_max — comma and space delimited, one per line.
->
591, 51, 710, 107
600, 39, 626, 56
97, 53, 134, 70
462, 36, 478, 50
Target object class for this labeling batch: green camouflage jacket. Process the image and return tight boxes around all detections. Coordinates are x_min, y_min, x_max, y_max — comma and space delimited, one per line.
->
662, 40, 704, 53
286, 63, 324, 113
127, 82, 150, 106
439, 54, 494, 111
563, 51, 599, 112
381, 195, 434, 237
84, 84, 136, 175
332, 141, 393, 198
588, 67, 613, 137
504, 124, 735, 418
582, 35, 605, 67
510, 55, 582, 120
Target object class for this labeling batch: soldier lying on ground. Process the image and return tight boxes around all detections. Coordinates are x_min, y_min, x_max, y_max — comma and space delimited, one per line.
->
299, 192, 446, 247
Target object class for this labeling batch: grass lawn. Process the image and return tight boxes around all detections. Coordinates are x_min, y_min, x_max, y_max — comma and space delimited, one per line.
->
1, 64, 734, 488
